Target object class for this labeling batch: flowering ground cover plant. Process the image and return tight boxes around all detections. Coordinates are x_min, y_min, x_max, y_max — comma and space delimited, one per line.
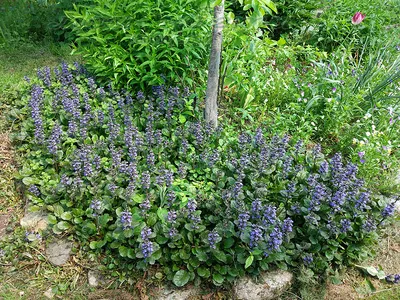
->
12, 63, 396, 287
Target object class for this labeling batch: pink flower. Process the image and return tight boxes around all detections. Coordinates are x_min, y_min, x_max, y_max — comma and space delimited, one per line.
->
352, 12, 366, 25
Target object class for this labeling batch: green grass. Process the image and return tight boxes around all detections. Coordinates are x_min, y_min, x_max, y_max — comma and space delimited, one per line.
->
0, 41, 75, 92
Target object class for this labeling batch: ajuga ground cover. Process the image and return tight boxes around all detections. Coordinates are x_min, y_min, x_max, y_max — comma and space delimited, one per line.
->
9, 62, 397, 287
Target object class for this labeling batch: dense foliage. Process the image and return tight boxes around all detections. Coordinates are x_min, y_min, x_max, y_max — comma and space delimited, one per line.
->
11, 63, 397, 286
266, 0, 400, 53
66, 0, 212, 90
0, 0, 85, 44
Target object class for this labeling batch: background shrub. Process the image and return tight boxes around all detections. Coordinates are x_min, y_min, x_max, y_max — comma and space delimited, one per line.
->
264, 0, 400, 53
0, 0, 86, 45
66, 0, 212, 91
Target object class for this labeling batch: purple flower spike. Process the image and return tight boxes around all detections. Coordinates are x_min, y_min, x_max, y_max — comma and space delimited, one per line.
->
358, 151, 365, 164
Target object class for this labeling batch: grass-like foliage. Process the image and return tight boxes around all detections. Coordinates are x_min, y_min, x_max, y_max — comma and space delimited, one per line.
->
66, 0, 212, 90
11, 63, 397, 286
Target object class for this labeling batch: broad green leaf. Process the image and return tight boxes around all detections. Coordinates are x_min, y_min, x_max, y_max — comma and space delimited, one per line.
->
119, 246, 128, 257
157, 207, 168, 223
173, 270, 190, 287
212, 273, 225, 285
197, 267, 210, 278
366, 266, 378, 276
57, 221, 70, 231
213, 250, 227, 263
179, 115, 186, 124
195, 249, 208, 262
245, 255, 254, 269
53, 205, 64, 217
61, 212, 73, 221
227, 12, 235, 24
22, 177, 36, 186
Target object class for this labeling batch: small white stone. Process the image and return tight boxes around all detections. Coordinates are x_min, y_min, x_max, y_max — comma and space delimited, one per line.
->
88, 270, 104, 287
234, 270, 293, 300
46, 239, 72, 266
20, 211, 48, 231
155, 286, 200, 300
43, 288, 54, 299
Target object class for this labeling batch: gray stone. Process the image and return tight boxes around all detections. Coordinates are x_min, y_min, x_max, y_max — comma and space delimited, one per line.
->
43, 287, 55, 299
234, 270, 293, 300
88, 270, 106, 287
46, 239, 72, 266
155, 286, 200, 300
0, 214, 10, 239
314, 9, 324, 18
20, 211, 48, 231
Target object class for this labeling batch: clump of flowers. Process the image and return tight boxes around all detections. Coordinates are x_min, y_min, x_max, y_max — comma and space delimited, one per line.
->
16, 63, 395, 287
386, 274, 400, 284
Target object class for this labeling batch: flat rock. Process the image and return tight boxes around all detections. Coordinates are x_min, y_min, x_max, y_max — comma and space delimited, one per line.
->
20, 211, 48, 231
155, 286, 200, 300
88, 270, 106, 287
234, 270, 293, 300
46, 239, 72, 266
43, 287, 55, 299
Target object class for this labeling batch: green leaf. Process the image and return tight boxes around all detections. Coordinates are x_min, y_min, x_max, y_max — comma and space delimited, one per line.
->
179, 115, 186, 124
127, 249, 135, 259
57, 221, 70, 231
53, 205, 64, 217
223, 237, 235, 249
245, 255, 254, 269
173, 270, 190, 287
48, 214, 57, 225
195, 249, 208, 262
277, 37, 286, 46
213, 250, 227, 263
22, 177, 36, 186
197, 267, 210, 278
52, 226, 63, 235
119, 246, 128, 258
89, 241, 97, 250
132, 193, 144, 204
377, 270, 386, 280
157, 207, 168, 223
276, 261, 288, 270
365, 278, 376, 292
227, 12, 235, 24
212, 273, 225, 285
325, 251, 334, 261
366, 266, 378, 276
309, 235, 318, 244
98, 214, 111, 227
61, 212, 73, 221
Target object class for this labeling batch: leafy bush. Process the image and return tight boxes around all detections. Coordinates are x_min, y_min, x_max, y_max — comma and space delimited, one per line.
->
266, 0, 400, 53
10, 63, 398, 286
221, 24, 327, 110
66, 0, 212, 90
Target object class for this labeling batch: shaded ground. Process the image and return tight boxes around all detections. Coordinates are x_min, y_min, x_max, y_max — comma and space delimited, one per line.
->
324, 219, 400, 300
